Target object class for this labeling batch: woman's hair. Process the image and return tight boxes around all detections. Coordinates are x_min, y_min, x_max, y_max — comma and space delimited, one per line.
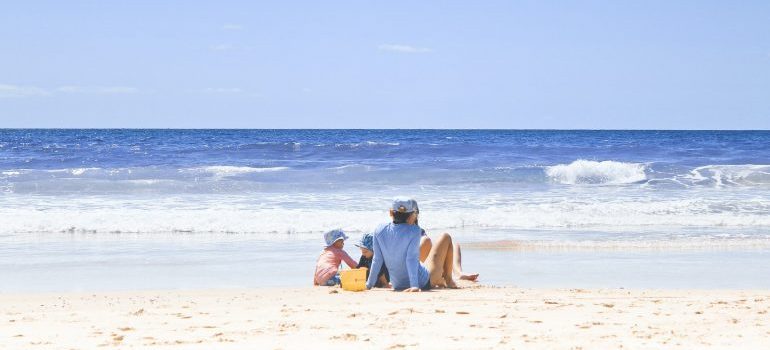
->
392, 211, 413, 224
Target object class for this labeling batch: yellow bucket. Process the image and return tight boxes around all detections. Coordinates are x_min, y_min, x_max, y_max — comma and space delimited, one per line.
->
340, 267, 367, 292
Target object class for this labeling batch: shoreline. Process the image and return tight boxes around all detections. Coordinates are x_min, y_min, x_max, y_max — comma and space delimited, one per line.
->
5, 236, 770, 292
2, 285, 769, 349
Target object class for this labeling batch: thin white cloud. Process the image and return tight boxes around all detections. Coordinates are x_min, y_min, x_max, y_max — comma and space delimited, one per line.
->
200, 88, 243, 94
378, 44, 433, 54
56, 86, 140, 95
222, 23, 243, 31
0, 84, 50, 98
0, 83, 143, 98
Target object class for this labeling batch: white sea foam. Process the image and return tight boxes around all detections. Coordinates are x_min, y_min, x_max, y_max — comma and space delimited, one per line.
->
1, 191, 769, 236
69, 168, 100, 176
197, 166, 290, 177
335, 141, 400, 148
686, 165, 770, 187
7, 166, 289, 179
545, 160, 647, 185
328, 164, 375, 172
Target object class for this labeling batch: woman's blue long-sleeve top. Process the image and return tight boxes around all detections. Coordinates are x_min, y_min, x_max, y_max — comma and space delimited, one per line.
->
365, 223, 429, 290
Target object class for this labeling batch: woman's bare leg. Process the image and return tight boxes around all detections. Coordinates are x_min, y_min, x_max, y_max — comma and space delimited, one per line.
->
419, 236, 432, 263
423, 233, 457, 288
452, 242, 479, 281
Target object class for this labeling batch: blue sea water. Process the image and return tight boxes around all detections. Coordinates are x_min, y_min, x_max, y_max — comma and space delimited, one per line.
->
1, 129, 769, 291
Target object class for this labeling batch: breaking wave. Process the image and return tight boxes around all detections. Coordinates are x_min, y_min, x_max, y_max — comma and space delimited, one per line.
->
545, 160, 647, 185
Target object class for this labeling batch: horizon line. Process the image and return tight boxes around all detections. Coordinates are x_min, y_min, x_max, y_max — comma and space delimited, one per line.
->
1, 128, 769, 132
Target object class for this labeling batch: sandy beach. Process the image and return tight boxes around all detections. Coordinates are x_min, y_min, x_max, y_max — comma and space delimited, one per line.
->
4, 0, 770, 347
2, 284, 769, 349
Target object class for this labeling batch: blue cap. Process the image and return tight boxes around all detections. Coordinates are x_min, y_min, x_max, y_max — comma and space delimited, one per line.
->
391, 197, 419, 213
323, 229, 348, 247
355, 233, 374, 251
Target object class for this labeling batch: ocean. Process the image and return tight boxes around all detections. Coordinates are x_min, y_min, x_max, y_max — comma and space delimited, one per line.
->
2, 129, 769, 291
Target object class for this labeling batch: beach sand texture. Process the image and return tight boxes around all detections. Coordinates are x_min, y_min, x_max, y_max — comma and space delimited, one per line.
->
2, 285, 769, 349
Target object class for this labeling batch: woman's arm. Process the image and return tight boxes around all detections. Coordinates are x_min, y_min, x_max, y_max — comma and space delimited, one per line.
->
405, 231, 421, 289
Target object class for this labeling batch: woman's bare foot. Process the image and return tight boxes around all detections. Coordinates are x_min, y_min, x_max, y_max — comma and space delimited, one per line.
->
459, 273, 479, 282
445, 279, 459, 289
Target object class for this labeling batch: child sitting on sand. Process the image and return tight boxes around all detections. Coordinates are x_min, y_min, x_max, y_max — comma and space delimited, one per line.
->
355, 233, 390, 288
314, 229, 358, 286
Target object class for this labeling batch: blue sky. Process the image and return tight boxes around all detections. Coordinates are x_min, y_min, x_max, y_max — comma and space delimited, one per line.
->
1, 1, 768, 129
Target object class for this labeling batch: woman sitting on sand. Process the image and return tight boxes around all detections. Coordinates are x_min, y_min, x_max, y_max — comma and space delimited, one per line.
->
365, 198, 460, 292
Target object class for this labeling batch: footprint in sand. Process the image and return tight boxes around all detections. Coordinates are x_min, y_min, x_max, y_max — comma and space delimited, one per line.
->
330, 333, 358, 341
